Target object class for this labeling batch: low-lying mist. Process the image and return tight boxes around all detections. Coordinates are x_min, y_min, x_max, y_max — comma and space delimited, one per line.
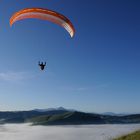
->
0, 123, 140, 140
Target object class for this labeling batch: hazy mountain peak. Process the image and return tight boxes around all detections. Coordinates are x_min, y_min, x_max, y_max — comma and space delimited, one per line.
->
33, 107, 75, 112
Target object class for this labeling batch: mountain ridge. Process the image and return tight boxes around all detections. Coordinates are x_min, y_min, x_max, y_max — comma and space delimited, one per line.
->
0, 108, 139, 125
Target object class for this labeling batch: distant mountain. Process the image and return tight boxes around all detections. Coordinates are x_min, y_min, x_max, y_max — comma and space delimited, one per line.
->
33, 107, 75, 112
102, 112, 130, 116
29, 111, 140, 125
0, 109, 69, 124
0, 108, 139, 125
29, 111, 105, 125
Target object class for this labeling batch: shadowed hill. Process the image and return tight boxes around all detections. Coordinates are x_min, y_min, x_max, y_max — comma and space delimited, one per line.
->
0, 110, 68, 124
29, 111, 106, 125
29, 111, 140, 125
0, 110, 140, 125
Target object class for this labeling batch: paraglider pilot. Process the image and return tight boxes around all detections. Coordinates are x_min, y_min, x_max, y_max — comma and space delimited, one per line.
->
38, 61, 46, 70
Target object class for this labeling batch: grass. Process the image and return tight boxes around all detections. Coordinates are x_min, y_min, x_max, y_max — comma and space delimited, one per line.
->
114, 130, 140, 140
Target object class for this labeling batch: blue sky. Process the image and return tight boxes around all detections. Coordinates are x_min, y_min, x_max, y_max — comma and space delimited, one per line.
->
0, 0, 139, 113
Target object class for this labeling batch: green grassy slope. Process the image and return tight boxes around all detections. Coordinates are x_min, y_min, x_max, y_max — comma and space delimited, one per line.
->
114, 130, 140, 140
29, 111, 105, 125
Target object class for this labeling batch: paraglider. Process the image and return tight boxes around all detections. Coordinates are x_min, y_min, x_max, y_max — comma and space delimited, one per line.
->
10, 8, 75, 71
38, 61, 46, 71
10, 8, 75, 37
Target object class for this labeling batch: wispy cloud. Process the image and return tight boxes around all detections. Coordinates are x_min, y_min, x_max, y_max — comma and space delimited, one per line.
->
0, 71, 31, 82
60, 83, 110, 93
92, 83, 110, 89
60, 86, 89, 92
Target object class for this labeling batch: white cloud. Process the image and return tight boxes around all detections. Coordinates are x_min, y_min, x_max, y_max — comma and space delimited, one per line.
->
60, 86, 88, 92
0, 71, 31, 82
76, 87, 88, 91
0, 124, 140, 140
60, 83, 110, 93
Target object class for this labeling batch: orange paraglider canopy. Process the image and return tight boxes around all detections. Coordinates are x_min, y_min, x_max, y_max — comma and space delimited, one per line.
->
10, 8, 75, 37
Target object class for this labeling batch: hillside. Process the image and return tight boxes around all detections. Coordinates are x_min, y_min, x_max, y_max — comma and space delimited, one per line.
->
114, 130, 140, 140
0, 109, 140, 125
29, 111, 105, 125
0, 110, 68, 124
29, 111, 140, 125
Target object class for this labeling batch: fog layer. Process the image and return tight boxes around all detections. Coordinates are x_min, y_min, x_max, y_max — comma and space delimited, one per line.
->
0, 124, 140, 140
